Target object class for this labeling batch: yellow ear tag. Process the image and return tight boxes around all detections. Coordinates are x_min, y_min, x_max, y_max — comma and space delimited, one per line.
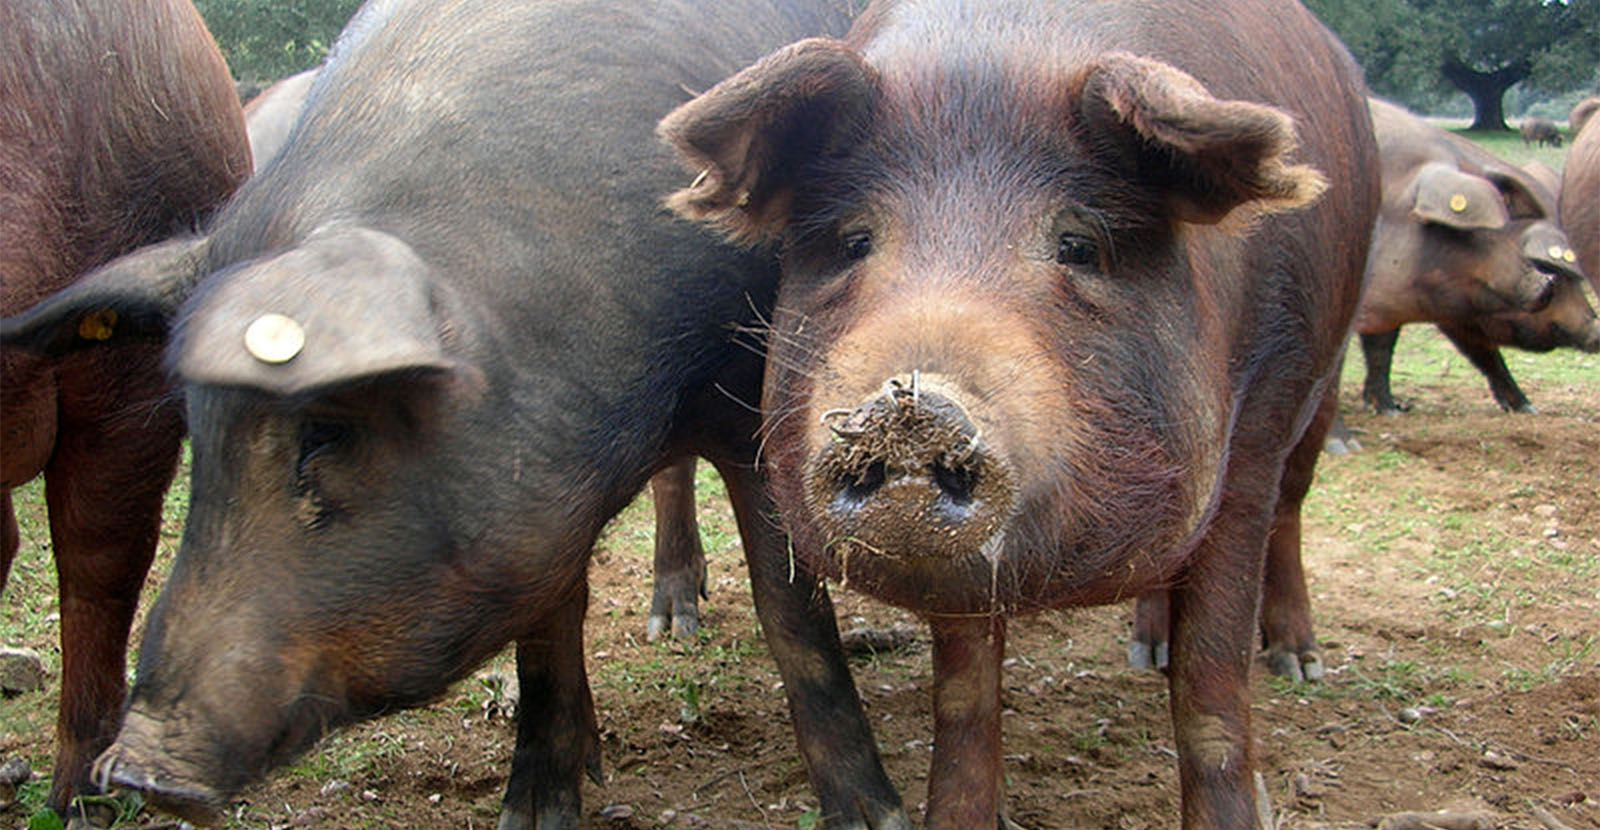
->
1548, 245, 1565, 260
1564, 249, 1577, 263
77, 309, 118, 341
244, 313, 305, 364
1448, 193, 1468, 212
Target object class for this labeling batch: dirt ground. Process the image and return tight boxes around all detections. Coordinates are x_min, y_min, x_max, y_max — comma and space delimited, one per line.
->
3, 338, 1597, 830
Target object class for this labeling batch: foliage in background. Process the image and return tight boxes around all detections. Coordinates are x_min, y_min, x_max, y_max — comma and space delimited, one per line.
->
1304, 0, 1600, 126
195, 0, 364, 86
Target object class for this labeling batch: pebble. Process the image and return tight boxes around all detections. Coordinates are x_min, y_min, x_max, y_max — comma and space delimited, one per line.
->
0, 647, 46, 694
0, 757, 33, 807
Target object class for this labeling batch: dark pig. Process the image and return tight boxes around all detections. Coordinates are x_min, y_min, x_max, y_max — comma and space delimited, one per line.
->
1520, 116, 1563, 148
1355, 98, 1589, 413
657, 0, 1377, 825
240, 65, 718, 645
0, 0, 248, 818
2, 1, 910, 829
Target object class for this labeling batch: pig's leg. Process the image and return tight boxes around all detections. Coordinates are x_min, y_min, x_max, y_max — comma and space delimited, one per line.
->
1438, 326, 1533, 413
2, 490, 16, 592
497, 586, 600, 830
926, 614, 1005, 829
1260, 386, 1335, 683
647, 458, 707, 642
1129, 591, 1171, 671
1359, 329, 1407, 414
714, 459, 911, 830
44, 408, 179, 819
1168, 474, 1278, 827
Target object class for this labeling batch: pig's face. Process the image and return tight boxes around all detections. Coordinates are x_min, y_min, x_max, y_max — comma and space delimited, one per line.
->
662, 44, 1326, 614
89, 228, 554, 821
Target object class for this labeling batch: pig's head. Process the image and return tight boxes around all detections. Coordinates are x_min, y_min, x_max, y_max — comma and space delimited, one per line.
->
1384, 161, 1581, 316
2, 225, 547, 822
659, 41, 1327, 614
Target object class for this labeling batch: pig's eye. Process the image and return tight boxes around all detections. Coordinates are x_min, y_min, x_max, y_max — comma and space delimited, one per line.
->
842, 231, 873, 261
1057, 235, 1099, 268
298, 420, 351, 471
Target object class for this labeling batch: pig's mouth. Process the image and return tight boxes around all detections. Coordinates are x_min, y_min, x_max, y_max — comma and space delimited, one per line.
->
93, 746, 227, 826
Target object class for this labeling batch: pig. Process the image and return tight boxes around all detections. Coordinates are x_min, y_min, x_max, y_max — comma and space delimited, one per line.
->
240, 64, 714, 643
1, 1, 912, 829
1561, 107, 1600, 285
1570, 96, 1600, 137
242, 68, 319, 174
0, 0, 249, 819
240, 63, 716, 644
1520, 116, 1563, 148
657, 0, 1378, 825
1355, 98, 1590, 414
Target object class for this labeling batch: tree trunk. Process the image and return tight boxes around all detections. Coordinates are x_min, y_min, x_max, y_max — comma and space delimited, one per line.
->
1441, 55, 1530, 131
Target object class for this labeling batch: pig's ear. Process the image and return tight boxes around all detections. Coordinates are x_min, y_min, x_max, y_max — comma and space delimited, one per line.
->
1080, 53, 1327, 225
0, 236, 210, 356
1479, 165, 1552, 221
173, 226, 465, 397
1409, 163, 1510, 230
657, 38, 876, 245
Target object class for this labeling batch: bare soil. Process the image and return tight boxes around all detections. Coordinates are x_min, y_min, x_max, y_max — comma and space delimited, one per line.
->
4, 356, 1597, 830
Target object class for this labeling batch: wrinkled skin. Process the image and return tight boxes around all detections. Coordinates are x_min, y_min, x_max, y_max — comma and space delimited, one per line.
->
2, 2, 912, 829
0, 0, 248, 819
1354, 99, 1593, 415
658, 0, 1378, 825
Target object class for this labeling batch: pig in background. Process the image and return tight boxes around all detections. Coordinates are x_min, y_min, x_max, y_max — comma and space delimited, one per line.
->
1519, 116, 1563, 148
3, 1, 914, 829
1353, 98, 1594, 417
0, 0, 250, 821
659, 0, 1378, 825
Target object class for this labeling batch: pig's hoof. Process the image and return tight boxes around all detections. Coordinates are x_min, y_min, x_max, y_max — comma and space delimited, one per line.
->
1323, 435, 1361, 455
1127, 639, 1169, 672
496, 805, 532, 830
646, 605, 701, 643
1266, 647, 1324, 682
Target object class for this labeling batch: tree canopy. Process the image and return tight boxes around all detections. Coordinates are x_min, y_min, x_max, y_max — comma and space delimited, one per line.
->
1304, 0, 1600, 128
195, 0, 364, 86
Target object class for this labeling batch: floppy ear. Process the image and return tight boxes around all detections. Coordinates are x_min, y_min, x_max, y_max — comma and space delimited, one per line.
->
1409, 163, 1510, 230
1079, 52, 1328, 225
657, 37, 877, 245
1, 236, 210, 356
172, 226, 462, 397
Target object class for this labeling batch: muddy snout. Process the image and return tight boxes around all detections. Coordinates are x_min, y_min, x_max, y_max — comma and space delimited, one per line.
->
805, 375, 1016, 561
92, 711, 228, 826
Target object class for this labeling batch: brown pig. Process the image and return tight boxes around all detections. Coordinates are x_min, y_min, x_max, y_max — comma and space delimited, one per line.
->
0, 0, 249, 819
1520, 116, 1563, 147
1561, 107, 1600, 285
658, 0, 1378, 825
1355, 98, 1591, 414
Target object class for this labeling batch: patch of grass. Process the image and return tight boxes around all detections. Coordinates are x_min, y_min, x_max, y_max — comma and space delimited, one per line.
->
1450, 127, 1570, 172
286, 728, 407, 784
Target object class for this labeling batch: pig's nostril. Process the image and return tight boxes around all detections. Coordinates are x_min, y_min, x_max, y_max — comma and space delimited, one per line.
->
838, 461, 888, 507
931, 461, 976, 505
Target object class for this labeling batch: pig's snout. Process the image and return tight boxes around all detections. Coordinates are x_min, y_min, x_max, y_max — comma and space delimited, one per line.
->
806, 374, 1016, 561
93, 711, 227, 826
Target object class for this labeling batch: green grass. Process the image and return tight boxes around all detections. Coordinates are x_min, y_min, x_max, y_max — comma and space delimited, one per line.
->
1447, 126, 1573, 172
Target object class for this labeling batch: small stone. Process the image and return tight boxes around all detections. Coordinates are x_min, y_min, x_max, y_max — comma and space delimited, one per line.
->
0, 757, 34, 807
599, 804, 635, 820
1533, 504, 1559, 518
1480, 750, 1520, 770
319, 779, 351, 796
0, 647, 46, 694
427, 793, 442, 804
1398, 707, 1425, 724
